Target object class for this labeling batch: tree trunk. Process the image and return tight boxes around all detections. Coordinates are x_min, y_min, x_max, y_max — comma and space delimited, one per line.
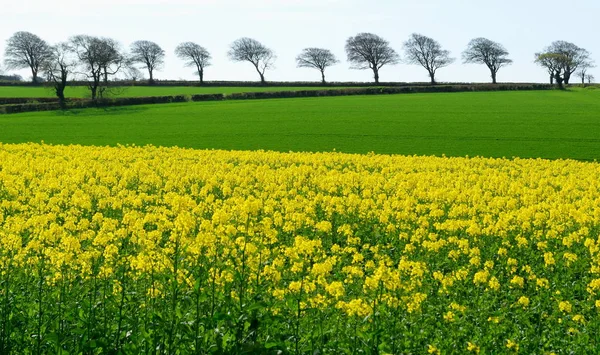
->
373, 68, 379, 84
31, 68, 38, 83
90, 86, 97, 100
199, 70, 204, 85
253, 64, 266, 85
555, 71, 564, 90
550, 75, 554, 85
321, 70, 326, 84
56, 71, 67, 109
491, 71, 497, 84
57, 88, 66, 109
429, 71, 436, 85
148, 69, 154, 84
563, 72, 570, 85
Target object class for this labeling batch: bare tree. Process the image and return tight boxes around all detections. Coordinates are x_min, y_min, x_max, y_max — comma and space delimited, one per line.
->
576, 60, 595, 84
345, 33, 399, 84
71, 35, 124, 99
175, 42, 211, 84
42, 42, 76, 108
100, 38, 124, 83
3, 31, 52, 83
129, 40, 165, 84
535, 52, 569, 89
403, 33, 454, 84
124, 63, 145, 82
586, 74, 595, 84
542, 41, 592, 84
462, 38, 512, 84
296, 48, 339, 84
228, 38, 275, 84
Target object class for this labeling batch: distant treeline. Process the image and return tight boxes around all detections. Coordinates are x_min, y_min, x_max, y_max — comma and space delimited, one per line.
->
0, 31, 595, 106
0, 80, 555, 87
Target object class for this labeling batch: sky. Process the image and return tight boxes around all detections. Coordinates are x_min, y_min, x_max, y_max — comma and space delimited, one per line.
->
0, 0, 598, 83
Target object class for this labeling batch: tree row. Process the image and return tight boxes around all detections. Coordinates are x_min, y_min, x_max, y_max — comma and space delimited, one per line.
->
1, 31, 596, 103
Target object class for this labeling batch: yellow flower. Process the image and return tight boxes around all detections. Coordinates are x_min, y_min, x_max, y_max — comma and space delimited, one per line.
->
450, 302, 466, 312
568, 327, 579, 335
288, 281, 302, 293
544, 252, 555, 266
536, 278, 549, 289
443, 311, 455, 322
559, 301, 572, 313
427, 345, 441, 355
563, 252, 578, 266
336, 299, 373, 317
473, 270, 489, 285
506, 339, 519, 352
517, 296, 530, 308
315, 221, 332, 233
488, 277, 500, 291
467, 342, 480, 354
510, 276, 524, 288
405, 293, 427, 314
325, 281, 345, 299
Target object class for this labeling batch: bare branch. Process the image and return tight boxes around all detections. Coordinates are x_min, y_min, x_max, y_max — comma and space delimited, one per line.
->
4, 31, 52, 83
130, 40, 165, 84
175, 42, 211, 84
296, 48, 339, 83
403, 33, 454, 84
70, 35, 125, 99
345, 33, 399, 84
42, 42, 76, 107
462, 38, 512, 84
228, 38, 276, 84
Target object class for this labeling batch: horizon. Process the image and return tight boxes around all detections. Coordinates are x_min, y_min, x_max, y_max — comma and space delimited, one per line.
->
1, 0, 598, 83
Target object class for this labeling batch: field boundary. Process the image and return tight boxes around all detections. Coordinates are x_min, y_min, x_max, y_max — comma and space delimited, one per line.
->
0, 84, 553, 114
0, 80, 555, 87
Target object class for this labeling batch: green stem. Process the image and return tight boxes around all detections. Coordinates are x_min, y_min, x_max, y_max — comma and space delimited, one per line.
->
168, 236, 180, 354
36, 258, 45, 355
114, 268, 127, 352
1, 259, 12, 353
295, 275, 305, 354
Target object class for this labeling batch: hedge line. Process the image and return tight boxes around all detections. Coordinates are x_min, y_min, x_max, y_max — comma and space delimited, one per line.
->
0, 84, 554, 114
0, 80, 554, 88
226, 84, 552, 100
0, 94, 224, 114
0, 97, 78, 105
0, 102, 61, 114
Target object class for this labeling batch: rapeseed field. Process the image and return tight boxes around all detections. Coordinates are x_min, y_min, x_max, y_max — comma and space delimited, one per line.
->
1, 143, 599, 353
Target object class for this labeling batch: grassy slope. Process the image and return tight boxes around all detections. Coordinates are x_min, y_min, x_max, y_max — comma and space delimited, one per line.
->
1, 89, 599, 160
0, 86, 347, 98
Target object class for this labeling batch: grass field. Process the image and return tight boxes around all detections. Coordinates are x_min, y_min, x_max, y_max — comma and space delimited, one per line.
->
1, 89, 599, 160
0, 85, 346, 98
2, 89, 600, 353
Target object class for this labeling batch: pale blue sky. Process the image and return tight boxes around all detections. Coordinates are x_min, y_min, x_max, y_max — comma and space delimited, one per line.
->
1, 0, 598, 83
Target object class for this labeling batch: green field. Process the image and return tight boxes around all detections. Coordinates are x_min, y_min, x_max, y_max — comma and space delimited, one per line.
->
1, 89, 599, 160
0, 85, 346, 98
